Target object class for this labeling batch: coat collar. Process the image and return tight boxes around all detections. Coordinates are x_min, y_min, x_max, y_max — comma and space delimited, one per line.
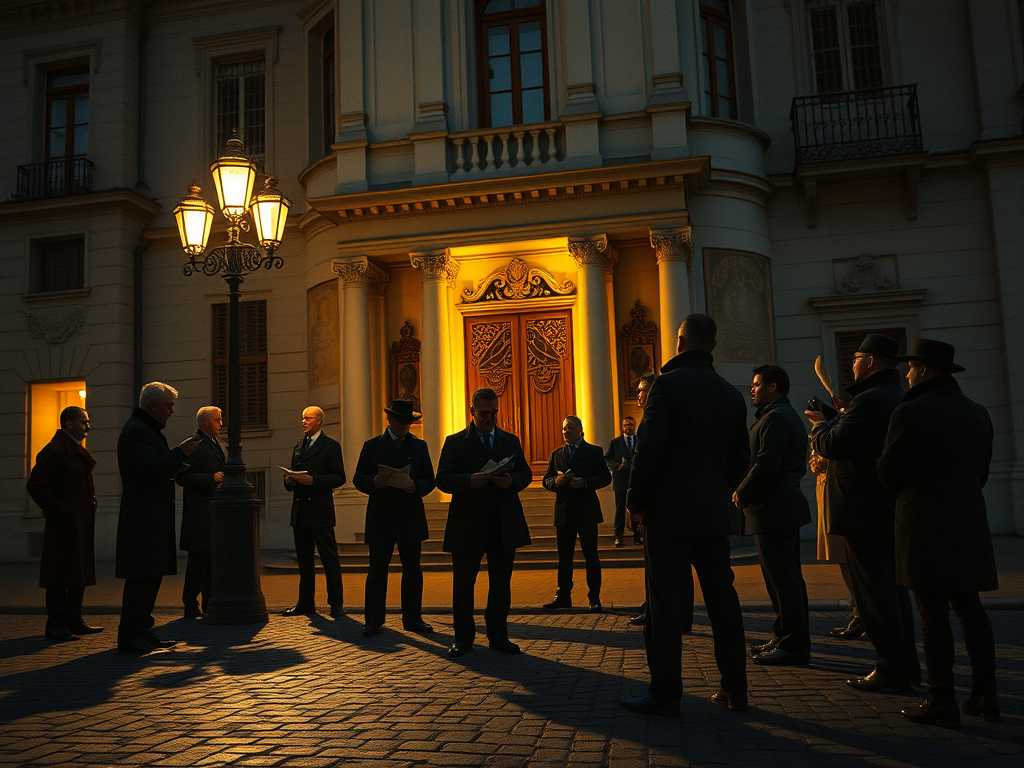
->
846, 367, 902, 397
902, 374, 962, 402
754, 396, 790, 421
53, 429, 96, 465
661, 349, 715, 374
132, 406, 166, 433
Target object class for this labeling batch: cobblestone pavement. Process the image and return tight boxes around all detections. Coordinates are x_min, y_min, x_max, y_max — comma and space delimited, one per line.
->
1, 610, 1021, 768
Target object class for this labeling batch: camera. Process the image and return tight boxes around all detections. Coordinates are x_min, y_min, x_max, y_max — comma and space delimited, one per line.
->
807, 397, 838, 420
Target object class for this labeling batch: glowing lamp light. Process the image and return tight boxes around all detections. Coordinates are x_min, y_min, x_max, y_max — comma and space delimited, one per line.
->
173, 184, 215, 256
210, 136, 257, 218
250, 177, 292, 250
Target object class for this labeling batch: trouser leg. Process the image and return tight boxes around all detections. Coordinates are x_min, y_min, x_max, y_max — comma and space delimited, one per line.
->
484, 547, 515, 642
118, 577, 162, 640
555, 524, 576, 596
754, 529, 810, 654
364, 539, 394, 627
182, 552, 206, 610
613, 489, 626, 539
643, 531, 689, 700
292, 526, 316, 608
914, 590, 955, 703
898, 585, 920, 678
845, 535, 909, 680
397, 540, 424, 625
691, 535, 748, 696
312, 526, 344, 610
578, 523, 602, 601
451, 553, 483, 645
949, 592, 997, 698
66, 586, 85, 628
44, 588, 68, 633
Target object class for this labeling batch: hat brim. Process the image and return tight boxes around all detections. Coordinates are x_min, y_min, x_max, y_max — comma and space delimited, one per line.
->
895, 354, 965, 372
384, 408, 423, 422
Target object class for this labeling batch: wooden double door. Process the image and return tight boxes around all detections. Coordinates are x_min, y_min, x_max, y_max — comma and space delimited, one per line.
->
464, 309, 575, 474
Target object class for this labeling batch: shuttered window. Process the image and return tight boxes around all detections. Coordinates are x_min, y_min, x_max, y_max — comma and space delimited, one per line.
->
212, 300, 268, 429
32, 237, 84, 293
835, 328, 906, 397
216, 59, 266, 169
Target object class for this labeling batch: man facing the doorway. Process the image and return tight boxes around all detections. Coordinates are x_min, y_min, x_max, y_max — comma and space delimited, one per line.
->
605, 416, 640, 547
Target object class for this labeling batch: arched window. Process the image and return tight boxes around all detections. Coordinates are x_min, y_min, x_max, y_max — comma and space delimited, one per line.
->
476, 0, 549, 128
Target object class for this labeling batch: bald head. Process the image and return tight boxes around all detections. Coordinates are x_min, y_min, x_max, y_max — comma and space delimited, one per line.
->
301, 406, 324, 436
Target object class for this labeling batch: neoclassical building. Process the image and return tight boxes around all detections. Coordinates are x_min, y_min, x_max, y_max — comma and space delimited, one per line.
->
1, 0, 1021, 562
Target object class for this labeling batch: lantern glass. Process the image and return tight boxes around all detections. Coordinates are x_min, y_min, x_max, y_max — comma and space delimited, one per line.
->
173, 185, 214, 256
210, 137, 257, 218
250, 178, 292, 249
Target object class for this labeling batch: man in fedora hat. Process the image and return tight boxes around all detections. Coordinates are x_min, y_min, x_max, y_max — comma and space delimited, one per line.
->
879, 339, 999, 726
806, 334, 919, 693
353, 399, 436, 637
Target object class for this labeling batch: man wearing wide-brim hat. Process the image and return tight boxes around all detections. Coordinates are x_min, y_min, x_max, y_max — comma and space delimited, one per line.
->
352, 399, 436, 637
879, 339, 1000, 726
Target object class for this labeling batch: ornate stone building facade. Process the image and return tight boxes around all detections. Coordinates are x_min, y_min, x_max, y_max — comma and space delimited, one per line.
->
1, 0, 1021, 561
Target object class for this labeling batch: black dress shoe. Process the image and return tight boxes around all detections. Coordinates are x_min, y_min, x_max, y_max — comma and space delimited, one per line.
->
620, 692, 680, 717
44, 628, 79, 642
144, 631, 177, 648
846, 670, 912, 693
628, 613, 646, 626
329, 606, 345, 619
750, 638, 777, 658
835, 618, 867, 640
282, 605, 316, 617
633, 536, 643, 545
543, 596, 571, 610
961, 692, 1000, 722
403, 620, 434, 634
447, 642, 472, 658
118, 636, 155, 654
901, 699, 961, 727
614, 538, 625, 547
489, 637, 521, 654
829, 615, 861, 637
361, 624, 382, 637
589, 600, 603, 614
69, 623, 104, 634
753, 648, 810, 666
711, 689, 748, 712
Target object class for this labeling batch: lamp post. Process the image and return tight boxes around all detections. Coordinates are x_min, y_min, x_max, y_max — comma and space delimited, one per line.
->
174, 135, 291, 625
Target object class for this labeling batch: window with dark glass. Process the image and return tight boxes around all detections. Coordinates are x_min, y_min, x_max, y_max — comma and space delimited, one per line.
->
477, 0, 548, 128
699, 1, 737, 118
322, 28, 336, 156
45, 65, 89, 163
809, 0, 884, 93
216, 59, 266, 168
31, 237, 85, 293
213, 300, 268, 430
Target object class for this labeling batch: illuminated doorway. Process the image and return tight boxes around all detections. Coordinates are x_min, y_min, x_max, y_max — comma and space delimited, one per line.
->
29, 381, 86, 469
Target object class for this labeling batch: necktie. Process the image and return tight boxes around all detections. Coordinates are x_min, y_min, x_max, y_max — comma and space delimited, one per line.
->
301, 435, 311, 454
486, 432, 493, 451
627, 436, 633, 453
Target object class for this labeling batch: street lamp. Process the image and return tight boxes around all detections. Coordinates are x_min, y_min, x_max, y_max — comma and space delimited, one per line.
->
174, 135, 291, 625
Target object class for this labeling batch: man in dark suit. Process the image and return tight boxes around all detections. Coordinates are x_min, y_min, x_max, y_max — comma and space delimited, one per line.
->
808, 334, 919, 693
542, 415, 611, 612
282, 406, 346, 618
353, 399, 436, 637
622, 314, 750, 716
27, 406, 103, 642
605, 416, 639, 547
437, 387, 532, 658
879, 339, 1000, 726
174, 406, 225, 619
732, 365, 811, 666
115, 382, 199, 653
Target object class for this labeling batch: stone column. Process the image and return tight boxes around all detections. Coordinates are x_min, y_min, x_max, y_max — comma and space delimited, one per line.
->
367, 263, 390, 436
333, 257, 373, 480
410, 249, 460, 460
650, 228, 693, 364
604, 247, 620, 429
568, 236, 615, 450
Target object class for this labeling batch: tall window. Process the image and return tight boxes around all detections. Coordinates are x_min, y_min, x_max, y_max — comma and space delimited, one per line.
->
31, 237, 84, 293
477, 0, 548, 128
213, 300, 268, 430
700, 1, 737, 118
322, 28, 336, 156
216, 59, 266, 168
46, 65, 89, 164
809, 0, 884, 93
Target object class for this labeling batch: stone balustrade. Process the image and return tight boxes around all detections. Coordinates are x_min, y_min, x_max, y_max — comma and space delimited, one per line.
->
449, 121, 562, 176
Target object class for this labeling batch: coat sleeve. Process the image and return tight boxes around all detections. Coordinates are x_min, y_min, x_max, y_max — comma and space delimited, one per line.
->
541, 450, 559, 493
175, 444, 219, 492
627, 378, 672, 512
877, 404, 913, 493
311, 440, 346, 490
352, 440, 377, 495
121, 430, 186, 480
810, 396, 873, 462
734, 414, 786, 504
413, 441, 436, 497
508, 436, 533, 492
581, 445, 612, 490
26, 445, 73, 519
435, 436, 471, 494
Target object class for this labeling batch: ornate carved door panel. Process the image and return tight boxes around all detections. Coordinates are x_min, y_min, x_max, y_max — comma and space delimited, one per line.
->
465, 309, 575, 473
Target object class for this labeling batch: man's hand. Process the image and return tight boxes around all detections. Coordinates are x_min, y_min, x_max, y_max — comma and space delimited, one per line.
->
804, 409, 826, 425
214, 471, 225, 485
555, 471, 570, 487
731, 491, 747, 509
284, 474, 296, 488
292, 473, 314, 486
178, 436, 201, 456
491, 473, 513, 489
569, 477, 585, 489
469, 472, 489, 489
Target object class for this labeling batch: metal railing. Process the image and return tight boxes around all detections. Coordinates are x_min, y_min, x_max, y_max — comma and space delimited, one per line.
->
790, 84, 922, 164
15, 157, 94, 200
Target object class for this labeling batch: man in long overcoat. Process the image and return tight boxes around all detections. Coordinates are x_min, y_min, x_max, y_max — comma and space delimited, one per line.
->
283, 406, 346, 618
878, 339, 1000, 726
808, 334, 919, 692
175, 406, 225, 618
116, 382, 198, 653
353, 399, 436, 636
622, 314, 751, 715
437, 387, 532, 658
605, 416, 638, 546
27, 406, 102, 641
542, 415, 611, 612
733, 365, 811, 666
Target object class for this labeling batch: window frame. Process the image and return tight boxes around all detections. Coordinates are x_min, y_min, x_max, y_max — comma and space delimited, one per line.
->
699, 2, 738, 119
214, 56, 267, 171
475, 0, 551, 128
44, 64, 89, 163
807, 0, 887, 94
321, 27, 336, 157
29, 236, 86, 294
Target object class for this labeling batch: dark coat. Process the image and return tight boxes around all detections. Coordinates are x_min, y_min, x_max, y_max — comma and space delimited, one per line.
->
285, 432, 346, 528
437, 423, 532, 554
734, 398, 811, 535
27, 430, 97, 589
810, 368, 904, 539
878, 375, 998, 592
353, 431, 435, 543
115, 408, 187, 579
542, 440, 611, 525
175, 430, 225, 552
626, 350, 750, 538
604, 434, 636, 492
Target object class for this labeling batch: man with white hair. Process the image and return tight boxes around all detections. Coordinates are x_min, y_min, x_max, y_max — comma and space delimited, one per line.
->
116, 382, 199, 654
175, 406, 225, 619
282, 406, 346, 618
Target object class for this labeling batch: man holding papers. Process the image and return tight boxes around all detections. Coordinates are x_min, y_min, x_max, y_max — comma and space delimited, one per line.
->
436, 388, 532, 657
353, 399, 436, 637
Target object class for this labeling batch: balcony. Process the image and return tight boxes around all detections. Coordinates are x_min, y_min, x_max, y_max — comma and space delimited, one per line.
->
15, 158, 94, 201
790, 84, 922, 165
448, 121, 562, 177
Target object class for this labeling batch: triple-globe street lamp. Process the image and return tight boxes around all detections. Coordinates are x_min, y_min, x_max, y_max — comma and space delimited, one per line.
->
173, 135, 291, 625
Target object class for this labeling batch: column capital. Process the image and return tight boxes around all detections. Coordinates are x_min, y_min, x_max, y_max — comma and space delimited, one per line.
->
650, 228, 693, 267
410, 249, 461, 287
367, 262, 390, 297
602, 245, 619, 280
568, 235, 608, 269
332, 256, 369, 286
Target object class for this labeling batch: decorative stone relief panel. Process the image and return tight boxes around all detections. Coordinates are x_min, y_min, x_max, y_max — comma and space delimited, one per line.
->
470, 321, 513, 395
704, 250, 775, 365
620, 300, 657, 400
390, 321, 422, 412
462, 257, 575, 303
307, 280, 339, 389
525, 318, 568, 394
833, 254, 899, 293
26, 305, 86, 343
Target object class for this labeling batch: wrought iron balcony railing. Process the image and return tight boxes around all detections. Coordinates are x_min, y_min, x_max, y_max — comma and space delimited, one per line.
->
790, 84, 922, 165
15, 157, 94, 200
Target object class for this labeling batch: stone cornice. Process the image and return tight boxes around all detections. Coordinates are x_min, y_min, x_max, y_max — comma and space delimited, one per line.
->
808, 289, 928, 312
0, 188, 161, 223
308, 157, 711, 225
